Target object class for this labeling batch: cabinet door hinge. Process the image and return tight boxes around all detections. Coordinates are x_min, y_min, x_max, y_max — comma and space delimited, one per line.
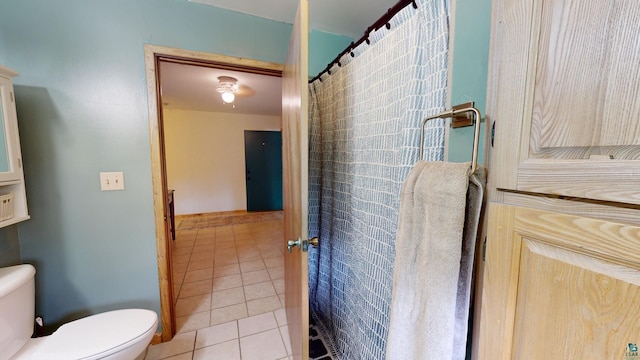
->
482, 236, 487, 262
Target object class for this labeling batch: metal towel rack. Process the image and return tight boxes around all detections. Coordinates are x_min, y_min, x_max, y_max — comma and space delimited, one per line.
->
419, 101, 481, 175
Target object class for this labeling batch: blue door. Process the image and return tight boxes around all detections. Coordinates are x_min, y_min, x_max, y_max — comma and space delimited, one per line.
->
244, 130, 283, 211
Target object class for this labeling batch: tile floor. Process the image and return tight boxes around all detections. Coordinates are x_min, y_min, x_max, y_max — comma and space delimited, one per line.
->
144, 216, 292, 360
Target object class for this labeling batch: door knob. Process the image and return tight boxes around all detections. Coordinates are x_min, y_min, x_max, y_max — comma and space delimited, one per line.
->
287, 237, 319, 253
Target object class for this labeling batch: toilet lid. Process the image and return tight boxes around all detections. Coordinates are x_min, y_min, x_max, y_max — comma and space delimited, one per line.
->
30, 309, 157, 360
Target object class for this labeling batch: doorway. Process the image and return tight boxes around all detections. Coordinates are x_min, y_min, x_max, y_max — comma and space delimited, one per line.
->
244, 130, 283, 212
144, 44, 283, 341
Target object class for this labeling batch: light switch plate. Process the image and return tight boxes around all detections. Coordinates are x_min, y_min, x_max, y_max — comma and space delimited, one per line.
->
100, 172, 125, 191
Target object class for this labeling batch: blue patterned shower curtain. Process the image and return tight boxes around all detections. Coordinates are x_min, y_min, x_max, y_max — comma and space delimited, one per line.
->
307, 1, 450, 358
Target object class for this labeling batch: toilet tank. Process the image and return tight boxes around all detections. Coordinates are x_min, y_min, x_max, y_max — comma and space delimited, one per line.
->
0, 264, 36, 360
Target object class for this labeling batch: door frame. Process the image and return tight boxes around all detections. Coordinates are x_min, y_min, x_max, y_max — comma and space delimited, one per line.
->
144, 44, 283, 341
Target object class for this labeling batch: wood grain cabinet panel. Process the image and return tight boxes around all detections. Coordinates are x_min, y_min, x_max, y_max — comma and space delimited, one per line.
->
478, 203, 640, 359
489, 0, 640, 204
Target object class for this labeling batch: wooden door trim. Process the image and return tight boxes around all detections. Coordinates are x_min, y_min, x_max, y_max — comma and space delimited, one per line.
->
144, 44, 283, 341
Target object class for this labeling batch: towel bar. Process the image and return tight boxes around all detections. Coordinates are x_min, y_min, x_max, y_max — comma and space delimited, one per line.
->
419, 102, 482, 175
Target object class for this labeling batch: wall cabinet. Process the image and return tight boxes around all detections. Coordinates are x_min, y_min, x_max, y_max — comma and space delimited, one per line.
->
0, 65, 29, 227
476, 0, 640, 358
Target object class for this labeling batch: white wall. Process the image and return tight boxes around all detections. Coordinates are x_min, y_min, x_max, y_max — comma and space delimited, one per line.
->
163, 108, 281, 215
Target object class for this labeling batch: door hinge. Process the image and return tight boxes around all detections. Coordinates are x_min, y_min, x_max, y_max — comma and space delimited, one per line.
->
482, 236, 487, 262
10, 91, 14, 102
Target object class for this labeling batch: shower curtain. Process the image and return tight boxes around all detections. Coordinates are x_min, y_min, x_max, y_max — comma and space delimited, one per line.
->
308, 1, 450, 358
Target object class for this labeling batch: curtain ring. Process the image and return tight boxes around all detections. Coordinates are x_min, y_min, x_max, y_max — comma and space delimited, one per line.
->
350, 51, 355, 57
385, 22, 391, 29
412, 0, 417, 9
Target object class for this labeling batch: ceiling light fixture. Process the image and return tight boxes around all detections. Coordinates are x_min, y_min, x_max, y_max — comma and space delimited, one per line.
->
216, 76, 238, 104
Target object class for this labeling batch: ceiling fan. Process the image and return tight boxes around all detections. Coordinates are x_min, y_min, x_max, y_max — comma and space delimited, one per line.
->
216, 76, 238, 103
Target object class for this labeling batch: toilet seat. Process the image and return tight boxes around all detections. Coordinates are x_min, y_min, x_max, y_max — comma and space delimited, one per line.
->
16, 309, 157, 360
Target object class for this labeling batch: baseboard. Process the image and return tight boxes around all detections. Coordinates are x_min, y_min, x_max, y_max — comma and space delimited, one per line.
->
151, 332, 163, 345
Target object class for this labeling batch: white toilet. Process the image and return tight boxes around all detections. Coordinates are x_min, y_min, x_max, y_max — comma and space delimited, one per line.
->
0, 264, 158, 360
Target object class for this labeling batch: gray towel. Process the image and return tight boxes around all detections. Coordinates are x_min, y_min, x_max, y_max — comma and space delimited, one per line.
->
386, 161, 484, 360
453, 168, 486, 360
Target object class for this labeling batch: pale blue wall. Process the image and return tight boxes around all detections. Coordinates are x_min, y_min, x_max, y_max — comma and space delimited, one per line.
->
0, 227, 20, 267
0, 0, 350, 328
448, 0, 492, 164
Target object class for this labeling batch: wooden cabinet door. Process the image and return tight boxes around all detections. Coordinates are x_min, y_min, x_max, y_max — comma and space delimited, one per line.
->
478, 203, 640, 359
489, 0, 640, 204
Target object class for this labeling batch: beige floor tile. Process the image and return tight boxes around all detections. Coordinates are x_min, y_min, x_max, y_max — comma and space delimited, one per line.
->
247, 295, 282, 316
145, 331, 196, 360
215, 241, 236, 250
238, 312, 278, 337
211, 274, 243, 292
187, 258, 214, 272
184, 268, 214, 283
197, 227, 216, 235
211, 287, 245, 309
239, 329, 287, 360
195, 236, 215, 244
273, 279, 285, 294
268, 266, 284, 280
210, 303, 248, 326
213, 263, 241, 278
172, 237, 195, 245
244, 281, 276, 301
189, 251, 214, 261
241, 270, 271, 286
160, 352, 193, 360
279, 325, 292, 355
174, 229, 197, 238
193, 339, 240, 360
214, 255, 239, 266
195, 321, 238, 349
179, 279, 213, 298
172, 262, 188, 274
170, 213, 294, 358
176, 311, 211, 333
260, 248, 283, 260
172, 254, 191, 265
171, 247, 192, 257
240, 259, 266, 273
172, 271, 186, 285
237, 250, 261, 262
175, 294, 211, 317
215, 232, 234, 240
192, 244, 215, 253
274, 308, 287, 326
263, 256, 283, 268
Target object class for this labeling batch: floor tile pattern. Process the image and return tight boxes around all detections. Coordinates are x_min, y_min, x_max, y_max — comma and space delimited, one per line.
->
145, 213, 291, 359
144, 212, 335, 360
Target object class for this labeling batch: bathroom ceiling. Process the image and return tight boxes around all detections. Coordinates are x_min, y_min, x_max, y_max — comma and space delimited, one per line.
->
189, 0, 399, 39
162, 0, 399, 116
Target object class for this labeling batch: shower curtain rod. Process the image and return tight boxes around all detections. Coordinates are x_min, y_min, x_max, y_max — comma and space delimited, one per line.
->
309, 0, 418, 83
